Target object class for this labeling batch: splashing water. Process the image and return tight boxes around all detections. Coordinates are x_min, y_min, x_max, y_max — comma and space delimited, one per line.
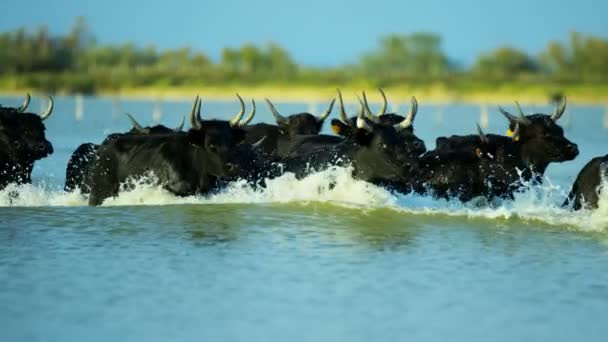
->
0, 166, 607, 232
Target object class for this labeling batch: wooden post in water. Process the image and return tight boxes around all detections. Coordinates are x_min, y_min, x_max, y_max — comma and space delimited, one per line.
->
435, 103, 444, 127
564, 105, 573, 130
479, 103, 489, 129
112, 97, 120, 120
75, 94, 84, 121
307, 101, 318, 116
152, 98, 162, 124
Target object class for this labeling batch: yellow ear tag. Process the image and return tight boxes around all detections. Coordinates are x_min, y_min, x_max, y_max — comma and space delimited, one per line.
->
331, 123, 342, 135
506, 129, 520, 141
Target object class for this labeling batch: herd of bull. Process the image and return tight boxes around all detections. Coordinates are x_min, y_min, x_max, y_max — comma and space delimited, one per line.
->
0, 90, 606, 209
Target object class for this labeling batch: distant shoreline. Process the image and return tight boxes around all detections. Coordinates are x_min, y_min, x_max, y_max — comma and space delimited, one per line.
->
1, 83, 607, 105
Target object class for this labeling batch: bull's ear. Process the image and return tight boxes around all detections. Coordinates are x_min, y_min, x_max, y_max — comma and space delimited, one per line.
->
354, 128, 373, 146
232, 128, 247, 145
330, 119, 348, 136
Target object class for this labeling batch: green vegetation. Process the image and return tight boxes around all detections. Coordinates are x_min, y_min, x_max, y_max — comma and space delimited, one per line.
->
1, 17, 607, 103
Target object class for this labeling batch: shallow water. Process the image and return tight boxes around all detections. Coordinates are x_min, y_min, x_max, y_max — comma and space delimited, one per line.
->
1, 95, 608, 341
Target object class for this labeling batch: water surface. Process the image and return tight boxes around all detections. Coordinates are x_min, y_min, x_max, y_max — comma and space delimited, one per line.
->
1, 95, 607, 341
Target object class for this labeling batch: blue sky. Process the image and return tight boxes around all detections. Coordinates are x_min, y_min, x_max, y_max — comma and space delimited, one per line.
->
1, 0, 606, 66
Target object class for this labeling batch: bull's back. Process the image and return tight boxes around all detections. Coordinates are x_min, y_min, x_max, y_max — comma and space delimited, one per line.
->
64, 143, 99, 192
565, 154, 608, 210
88, 135, 196, 205
279, 134, 344, 157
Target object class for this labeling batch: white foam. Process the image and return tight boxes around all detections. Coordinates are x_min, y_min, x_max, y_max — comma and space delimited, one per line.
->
1, 166, 607, 232
0, 183, 87, 207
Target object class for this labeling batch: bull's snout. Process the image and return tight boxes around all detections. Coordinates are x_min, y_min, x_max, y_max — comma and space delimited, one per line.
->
44, 141, 54, 155
33, 141, 53, 157
413, 140, 427, 154
566, 143, 579, 159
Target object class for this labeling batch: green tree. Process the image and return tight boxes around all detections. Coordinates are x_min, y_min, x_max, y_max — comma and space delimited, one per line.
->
473, 46, 537, 78
360, 32, 449, 80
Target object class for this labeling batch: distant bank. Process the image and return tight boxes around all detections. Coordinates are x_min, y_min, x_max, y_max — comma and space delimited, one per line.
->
1, 82, 607, 105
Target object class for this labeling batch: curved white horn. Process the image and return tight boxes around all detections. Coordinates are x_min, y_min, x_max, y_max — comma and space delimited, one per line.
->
337, 89, 350, 124
551, 96, 567, 122
39, 96, 53, 121
498, 103, 530, 126
239, 99, 256, 126
189, 95, 202, 130
361, 91, 379, 123
377, 88, 387, 116
125, 113, 148, 133
476, 124, 489, 144
316, 98, 335, 122
395, 96, 417, 130
251, 136, 266, 149
265, 98, 287, 123
356, 103, 373, 132
17, 93, 31, 112
229, 93, 246, 127
174, 116, 185, 132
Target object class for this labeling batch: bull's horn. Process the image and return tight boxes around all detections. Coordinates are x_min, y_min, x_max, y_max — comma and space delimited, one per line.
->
125, 113, 149, 133
229, 93, 246, 127
174, 116, 185, 132
499, 103, 531, 126
395, 96, 418, 130
337, 89, 350, 124
39, 96, 53, 121
316, 98, 336, 122
265, 98, 287, 123
377, 88, 387, 116
337, 89, 363, 126
515, 101, 532, 125
476, 124, 489, 144
251, 136, 266, 149
17, 93, 31, 112
189, 95, 202, 129
356, 103, 373, 132
551, 96, 567, 122
361, 91, 380, 123
239, 99, 256, 126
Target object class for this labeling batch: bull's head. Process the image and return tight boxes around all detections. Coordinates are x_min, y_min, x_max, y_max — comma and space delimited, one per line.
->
331, 98, 422, 182
498, 97, 578, 163
265, 97, 335, 137
332, 89, 426, 156
187, 94, 260, 177
0, 94, 54, 161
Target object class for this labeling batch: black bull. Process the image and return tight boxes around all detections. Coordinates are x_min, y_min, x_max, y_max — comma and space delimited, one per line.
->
64, 114, 184, 193
241, 97, 335, 156
272, 109, 426, 192
563, 154, 608, 210
87, 96, 262, 205
414, 98, 578, 201
0, 94, 54, 190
